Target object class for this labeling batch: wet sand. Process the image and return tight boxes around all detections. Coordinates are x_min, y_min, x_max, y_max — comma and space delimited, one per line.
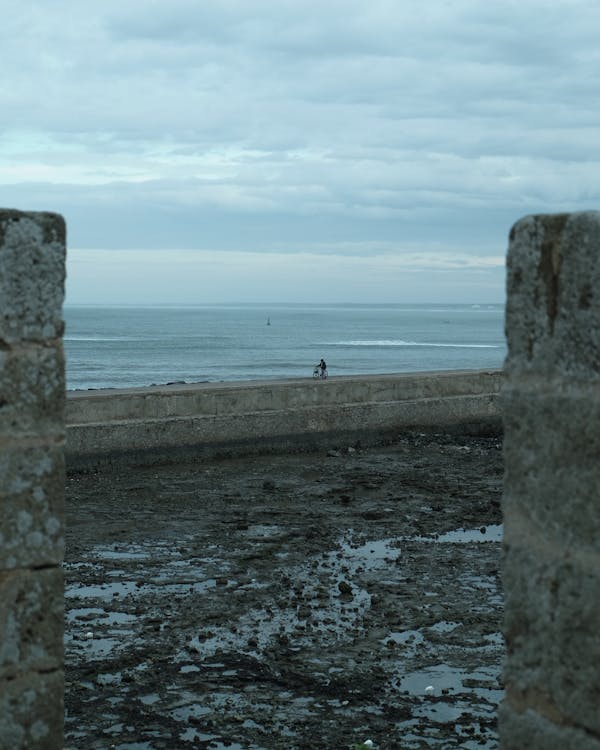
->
64, 429, 504, 750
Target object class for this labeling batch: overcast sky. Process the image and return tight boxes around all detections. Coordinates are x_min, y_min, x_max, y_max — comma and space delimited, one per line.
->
1, 0, 598, 305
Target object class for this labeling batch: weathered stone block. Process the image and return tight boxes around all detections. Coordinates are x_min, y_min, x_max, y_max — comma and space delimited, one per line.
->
0, 567, 63, 680
502, 385, 600, 546
505, 211, 600, 378
499, 704, 600, 750
0, 445, 64, 569
0, 210, 65, 344
502, 211, 600, 748
0, 206, 65, 749
0, 669, 63, 750
0, 343, 65, 436
503, 543, 600, 735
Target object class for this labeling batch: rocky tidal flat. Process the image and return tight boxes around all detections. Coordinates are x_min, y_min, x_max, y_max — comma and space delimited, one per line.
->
64, 431, 504, 750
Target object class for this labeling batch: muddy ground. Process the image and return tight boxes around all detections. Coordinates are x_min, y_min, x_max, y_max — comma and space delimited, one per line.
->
64, 430, 505, 750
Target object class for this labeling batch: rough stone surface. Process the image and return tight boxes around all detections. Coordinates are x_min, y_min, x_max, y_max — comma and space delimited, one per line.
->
0, 344, 65, 436
503, 546, 600, 734
0, 670, 64, 750
0, 567, 63, 680
0, 207, 65, 750
505, 210, 600, 377
503, 387, 600, 545
499, 705, 600, 750
0, 445, 65, 569
0, 210, 65, 344
501, 211, 600, 747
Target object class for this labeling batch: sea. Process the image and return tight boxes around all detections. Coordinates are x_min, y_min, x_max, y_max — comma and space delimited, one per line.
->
63, 303, 506, 391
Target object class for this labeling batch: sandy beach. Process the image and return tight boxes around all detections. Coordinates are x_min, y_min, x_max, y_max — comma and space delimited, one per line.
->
64, 428, 504, 749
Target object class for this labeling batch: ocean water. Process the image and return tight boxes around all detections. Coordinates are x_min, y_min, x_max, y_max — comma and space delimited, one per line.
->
63, 304, 506, 391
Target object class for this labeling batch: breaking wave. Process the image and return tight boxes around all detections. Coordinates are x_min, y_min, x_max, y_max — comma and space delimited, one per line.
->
330, 340, 499, 348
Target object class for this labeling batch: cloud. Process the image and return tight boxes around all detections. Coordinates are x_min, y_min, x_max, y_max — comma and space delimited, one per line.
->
2, 0, 600, 302
66, 246, 505, 306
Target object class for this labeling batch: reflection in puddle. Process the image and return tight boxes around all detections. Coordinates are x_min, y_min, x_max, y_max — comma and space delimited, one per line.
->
436, 525, 503, 543
338, 536, 401, 564
410, 525, 503, 544
97, 671, 122, 686
244, 524, 281, 539
397, 717, 496, 750
179, 664, 201, 674
95, 547, 151, 561
65, 521, 503, 749
399, 663, 503, 703
66, 606, 106, 622
382, 629, 424, 657
429, 620, 460, 634
65, 581, 141, 599
65, 576, 217, 601
139, 693, 160, 706
84, 637, 121, 657
169, 703, 212, 722
179, 729, 247, 749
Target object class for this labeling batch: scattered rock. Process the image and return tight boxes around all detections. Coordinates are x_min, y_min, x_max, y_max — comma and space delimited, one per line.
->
338, 580, 353, 596
64, 430, 504, 748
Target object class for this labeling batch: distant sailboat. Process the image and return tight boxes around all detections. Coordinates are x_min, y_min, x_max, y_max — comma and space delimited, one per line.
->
267, 316, 271, 326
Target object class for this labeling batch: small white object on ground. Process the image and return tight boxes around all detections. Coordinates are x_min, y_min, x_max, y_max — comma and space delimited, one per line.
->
363, 741, 374, 749
85, 631, 94, 639
425, 685, 435, 695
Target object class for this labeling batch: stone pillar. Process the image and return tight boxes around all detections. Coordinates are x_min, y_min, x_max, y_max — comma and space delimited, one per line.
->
0, 210, 66, 748
501, 211, 600, 749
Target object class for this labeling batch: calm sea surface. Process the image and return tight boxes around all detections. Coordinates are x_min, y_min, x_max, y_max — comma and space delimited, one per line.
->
64, 304, 506, 391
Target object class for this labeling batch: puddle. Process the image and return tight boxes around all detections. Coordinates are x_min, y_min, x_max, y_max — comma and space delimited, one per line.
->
64, 505, 503, 749
149, 578, 218, 595
95, 547, 152, 561
97, 671, 122, 686
179, 730, 247, 749
65, 581, 141, 599
244, 524, 281, 539
202, 692, 246, 710
105, 611, 137, 625
65, 576, 217, 601
104, 722, 124, 735
382, 629, 424, 657
67, 609, 137, 626
179, 664, 201, 674
436, 525, 503, 543
79, 636, 121, 657
428, 620, 460, 634
66, 607, 106, 622
461, 575, 503, 608
188, 562, 372, 658
483, 632, 504, 647
139, 693, 160, 705
337, 536, 401, 565
396, 718, 496, 750
399, 663, 503, 704
169, 703, 212, 721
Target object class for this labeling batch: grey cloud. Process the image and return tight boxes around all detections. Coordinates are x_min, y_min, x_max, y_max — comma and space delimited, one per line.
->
2, 0, 600, 292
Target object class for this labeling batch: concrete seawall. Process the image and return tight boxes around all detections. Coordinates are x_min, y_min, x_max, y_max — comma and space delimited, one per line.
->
66, 369, 502, 469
